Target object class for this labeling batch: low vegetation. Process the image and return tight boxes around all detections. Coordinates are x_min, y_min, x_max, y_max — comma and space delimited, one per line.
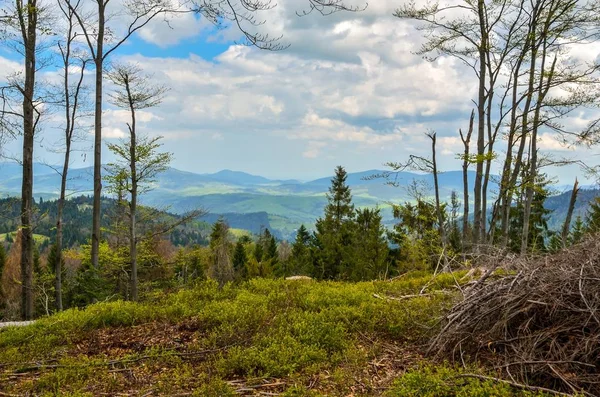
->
0, 271, 554, 396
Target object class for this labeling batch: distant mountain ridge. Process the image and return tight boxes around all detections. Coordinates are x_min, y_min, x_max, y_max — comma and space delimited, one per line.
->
1, 162, 596, 239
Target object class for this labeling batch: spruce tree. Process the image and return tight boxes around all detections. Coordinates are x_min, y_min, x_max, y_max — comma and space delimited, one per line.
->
585, 197, 600, 234
571, 215, 585, 244
350, 208, 388, 281
313, 166, 355, 279
232, 240, 248, 280
290, 225, 313, 276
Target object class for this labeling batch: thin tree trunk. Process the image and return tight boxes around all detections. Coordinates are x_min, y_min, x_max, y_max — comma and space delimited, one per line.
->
91, 3, 105, 269
18, 0, 37, 321
460, 110, 474, 250
521, 35, 556, 254
126, 78, 138, 302
473, 0, 488, 249
500, 1, 541, 247
429, 132, 448, 269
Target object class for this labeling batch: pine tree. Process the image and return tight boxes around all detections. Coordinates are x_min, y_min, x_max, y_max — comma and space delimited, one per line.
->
313, 166, 355, 279
232, 240, 248, 280
350, 208, 388, 281
290, 225, 313, 276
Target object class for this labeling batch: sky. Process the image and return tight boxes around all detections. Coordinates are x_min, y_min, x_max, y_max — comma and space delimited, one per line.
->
0, 0, 599, 184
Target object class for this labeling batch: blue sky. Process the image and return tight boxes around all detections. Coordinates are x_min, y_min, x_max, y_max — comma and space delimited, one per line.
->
0, 0, 599, 185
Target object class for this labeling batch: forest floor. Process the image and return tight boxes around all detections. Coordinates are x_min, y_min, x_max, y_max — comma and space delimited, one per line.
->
0, 274, 552, 396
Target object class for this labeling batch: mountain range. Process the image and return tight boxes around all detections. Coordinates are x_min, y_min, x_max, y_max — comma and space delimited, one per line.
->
0, 162, 597, 239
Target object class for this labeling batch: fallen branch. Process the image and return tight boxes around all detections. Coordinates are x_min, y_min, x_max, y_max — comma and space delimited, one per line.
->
4, 347, 226, 374
456, 374, 576, 396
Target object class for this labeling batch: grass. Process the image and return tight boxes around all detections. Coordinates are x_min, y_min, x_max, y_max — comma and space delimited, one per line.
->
0, 273, 550, 396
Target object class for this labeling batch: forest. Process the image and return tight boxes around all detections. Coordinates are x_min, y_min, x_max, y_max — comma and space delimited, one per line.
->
2, 0, 600, 395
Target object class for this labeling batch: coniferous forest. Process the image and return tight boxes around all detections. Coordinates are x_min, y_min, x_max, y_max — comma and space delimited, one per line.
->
2, 0, 600, 395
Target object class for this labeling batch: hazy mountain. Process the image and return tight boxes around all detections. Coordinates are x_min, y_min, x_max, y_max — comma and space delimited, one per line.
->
1, 162, 595, 239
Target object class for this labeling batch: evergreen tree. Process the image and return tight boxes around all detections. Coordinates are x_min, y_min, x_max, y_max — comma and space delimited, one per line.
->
262, 229, 278, 262
209, 219, 234, 287
448, 191, 462, 253
547, 232, 563, 254
232, 240, 248, 280
46, 244, 62, 275
350, 208, 388, 281
508, 173, 552, 253
585, 197, 600, 234
290, 225, 313, 276
313, 166, 355, 279
391, 198, 441, 270
570, 215, 585, 245
253, 240, 263, 263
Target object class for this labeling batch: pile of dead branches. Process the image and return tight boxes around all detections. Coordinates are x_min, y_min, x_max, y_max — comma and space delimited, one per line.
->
430, 237, 600, 396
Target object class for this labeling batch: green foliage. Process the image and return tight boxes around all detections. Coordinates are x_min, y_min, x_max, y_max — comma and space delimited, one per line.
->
585, 196, 600, 234
349, 207, 389, 281
0, 272, 460, 395
232, 240, 248, 280
390, 199, 445, 271
209, 218, 234, 287
174, 246, 208, 284
507, 173, 552, 253
65, 242, 126, 307
570, 215, 585, 244
386, 366, 549, 397
313, 166, 356, 279
289, 225, 313, 276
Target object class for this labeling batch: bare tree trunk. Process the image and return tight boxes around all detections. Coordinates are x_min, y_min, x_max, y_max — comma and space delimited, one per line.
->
126, 79, 138, 302
473, 0, 488, 249
18, 0, 37, 321
90, 2, 105, 269
429, 132, 446, 245
55, 2, 82, 311
460, 110, 474, 250
521, 32, 556, 254
562, 178, 579, 247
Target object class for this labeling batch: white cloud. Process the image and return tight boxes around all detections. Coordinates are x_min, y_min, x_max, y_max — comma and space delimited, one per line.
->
2, 0, 596, 183
303, 141, 327, 158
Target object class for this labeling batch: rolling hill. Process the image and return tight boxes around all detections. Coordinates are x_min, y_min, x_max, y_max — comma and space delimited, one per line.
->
1, 162, 596, 239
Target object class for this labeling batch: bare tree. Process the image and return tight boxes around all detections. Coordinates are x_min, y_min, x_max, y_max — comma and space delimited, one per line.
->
63, 0, 176, 269
397, 0, 600, 254
426, 131, 446, 249
52, 0, 90, 312
64, 0, 362, 269
105, 64, 169, 301
459, 110, 474, 248
0, 0, 46, 320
